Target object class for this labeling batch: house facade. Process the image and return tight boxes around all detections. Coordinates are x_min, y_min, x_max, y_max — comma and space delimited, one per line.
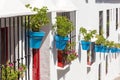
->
0, 0, 120, 80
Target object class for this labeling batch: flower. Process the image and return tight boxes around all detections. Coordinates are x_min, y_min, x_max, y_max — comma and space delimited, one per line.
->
63, 41, 78, 63
1, 62, 27, 80
8, 63, 14, 67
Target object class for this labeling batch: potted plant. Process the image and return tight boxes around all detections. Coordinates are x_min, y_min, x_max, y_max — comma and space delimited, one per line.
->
107, 41, 115, 53
53, 16, 75, 50
94, 34, 106, 52
103, 40, 111, 53
80, 27, 96, 50
111, 42, 119, 53
57, 41, 77, 68
25, 4, 50, 49
2, 62, 27, 80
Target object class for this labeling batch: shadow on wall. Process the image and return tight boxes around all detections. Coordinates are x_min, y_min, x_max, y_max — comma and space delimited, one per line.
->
96, 0, 120, 3
57, 66, 70, 80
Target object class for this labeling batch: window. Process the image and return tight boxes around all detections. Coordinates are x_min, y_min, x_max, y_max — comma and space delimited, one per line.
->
57, 12, 76, 68
116, 8, 118, 30
106, 10, 110, 37
57, 12, 70, 19
99, 11, 103, 35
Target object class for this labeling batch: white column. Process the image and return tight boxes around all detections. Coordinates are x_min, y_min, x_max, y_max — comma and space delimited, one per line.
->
49, 12, 58, 80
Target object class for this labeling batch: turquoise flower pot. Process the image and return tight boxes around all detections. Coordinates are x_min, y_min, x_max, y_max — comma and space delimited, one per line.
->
29, 31, 45, 49
81, 40, 91, 50
55, 35, 69, 50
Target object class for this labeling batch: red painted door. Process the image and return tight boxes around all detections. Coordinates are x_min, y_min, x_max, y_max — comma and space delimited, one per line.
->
33, 49, 40, 80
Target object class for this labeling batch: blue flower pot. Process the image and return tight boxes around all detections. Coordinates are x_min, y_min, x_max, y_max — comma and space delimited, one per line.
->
95, 45, 101, 52
81, 40, 91, 50
101, 46, 107, 53
29, 31, 45, 49
106, 47, 110, 53
110, 47, 116, 53
99, 45, 103, 52
55, 35, 69, 50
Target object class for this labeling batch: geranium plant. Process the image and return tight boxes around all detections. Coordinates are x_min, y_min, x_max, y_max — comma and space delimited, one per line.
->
2, 62, 27, 80
57, 41, 78, 67
64, 41, 78, 63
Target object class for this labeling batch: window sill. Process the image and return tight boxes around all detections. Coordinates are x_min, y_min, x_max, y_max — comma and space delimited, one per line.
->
57, 64, 71, 70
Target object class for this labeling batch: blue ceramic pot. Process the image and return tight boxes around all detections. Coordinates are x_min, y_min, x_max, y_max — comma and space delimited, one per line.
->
29, 31, 45, 49
55, 35, 69, 50
81, 40, 91, 50
95, 45, 101, 52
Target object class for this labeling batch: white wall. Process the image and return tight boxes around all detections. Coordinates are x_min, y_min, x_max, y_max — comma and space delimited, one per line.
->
53, 1, 120, 80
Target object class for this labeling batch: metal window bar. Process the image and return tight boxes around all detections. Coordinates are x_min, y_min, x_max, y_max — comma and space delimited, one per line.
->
0, 18, 2, 80
25, 16, 28, 80
17, 17, 20, 79
27, 16, 30, 80
9, 17, 12, 63
99, 11, 103, 35
116, 8, 118, 30
13, 17, 16, 70
21, 16, 24, 64
4, 18, 7, 66
106, 10, 110, 37
20, 16, 24, 80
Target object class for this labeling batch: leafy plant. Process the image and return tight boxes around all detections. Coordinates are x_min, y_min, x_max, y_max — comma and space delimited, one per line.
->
107, 41, 114, 48
25, 4, 50, 31
80, 27, 96, 41
63, 41, 78, 63
2, 62, 27, 80
103, 40, 109, 47
53, 16, 75, 37
114, 43, 120, 48
95, 34, 106, 45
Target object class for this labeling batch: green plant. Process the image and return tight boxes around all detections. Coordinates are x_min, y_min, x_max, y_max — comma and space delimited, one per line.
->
25, 4, 49, 31
103, 40, 109, 47
80, 27, 96, 41
95, 34, 106, 45
114, 43, 120, 48
2, 62, 27, 80
53, 16, 75, 37
63, 41, 78, 63
108, 41, 114, 48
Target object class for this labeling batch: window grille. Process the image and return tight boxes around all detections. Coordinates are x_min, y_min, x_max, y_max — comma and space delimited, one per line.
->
0, 16, 31, 80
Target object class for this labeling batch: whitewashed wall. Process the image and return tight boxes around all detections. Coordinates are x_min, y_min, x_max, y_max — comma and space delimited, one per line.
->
50, 1, 120, 80
16, 1, 120, 80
